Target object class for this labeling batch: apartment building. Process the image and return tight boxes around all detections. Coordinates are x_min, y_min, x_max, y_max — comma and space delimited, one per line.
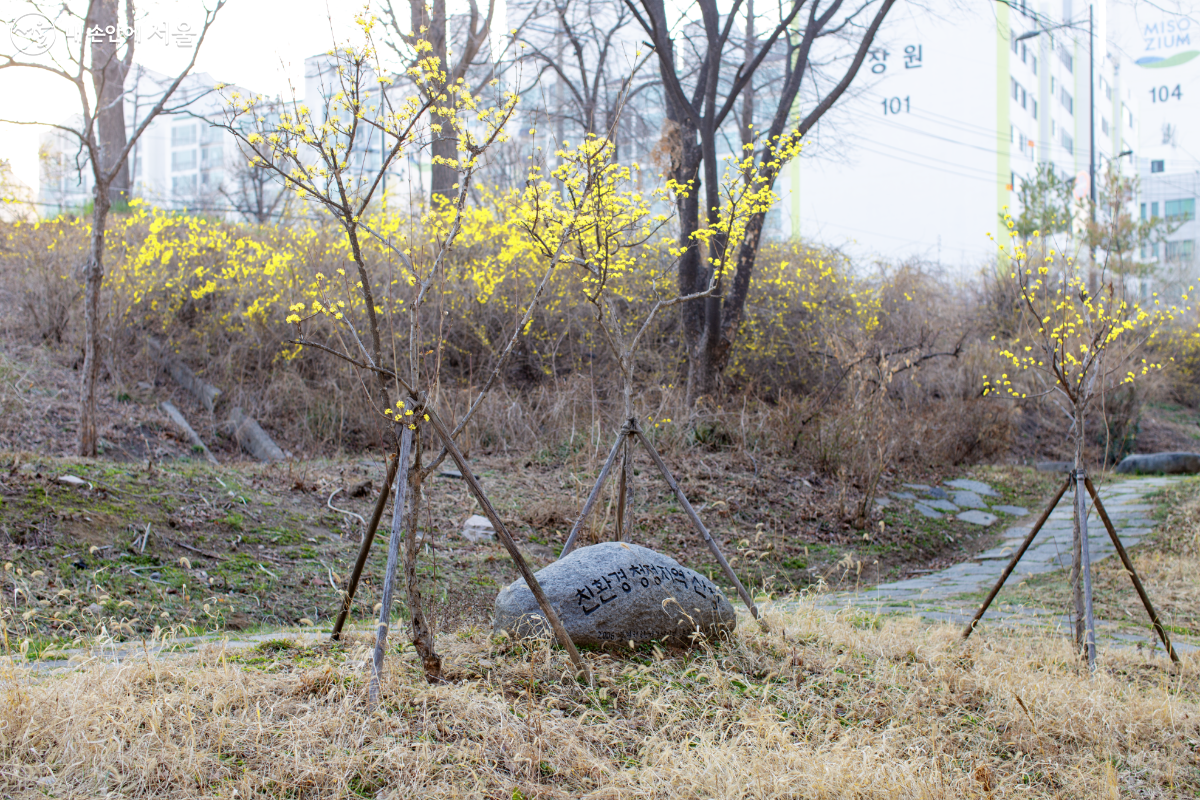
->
1111, 1, 1200, 284
777, 0, 1135, 268
38, 68, 254, 218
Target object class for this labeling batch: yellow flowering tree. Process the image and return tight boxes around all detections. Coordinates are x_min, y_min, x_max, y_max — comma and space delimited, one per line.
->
985, 209, 1188, 658
215, 21, 599, 690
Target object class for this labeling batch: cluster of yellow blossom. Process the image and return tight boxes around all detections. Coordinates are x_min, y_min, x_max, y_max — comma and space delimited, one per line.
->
983, 209, 1192, 402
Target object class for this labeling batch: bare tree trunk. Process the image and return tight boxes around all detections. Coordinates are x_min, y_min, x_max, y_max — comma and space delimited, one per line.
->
79, 191, 111, 457
403, 433, 442, 682
741, 0, 755, 150
685, 337, 720, 404
88, 0, 131, 205
428, 0, 458, 205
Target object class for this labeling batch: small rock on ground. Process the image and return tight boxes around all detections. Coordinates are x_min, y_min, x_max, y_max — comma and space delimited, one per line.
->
461, 514, 496, 542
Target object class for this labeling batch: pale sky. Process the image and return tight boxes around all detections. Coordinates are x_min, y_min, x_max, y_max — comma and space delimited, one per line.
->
0, 0, 464, 193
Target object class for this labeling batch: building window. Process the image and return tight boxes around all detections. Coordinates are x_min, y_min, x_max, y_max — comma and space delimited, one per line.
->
1165, 240, 1195, 262
1012, 77, 1018, 100
1151, 160, 1165, 173
1141, 242, 1159, 259
1033, 99, 1038, 119
1059, 43, 1073, 72
1101, 117, 1109, 136
1033, 55, 1038, 74
1152, 201, 1160, 217
171, 124, 197, 147
171, 174, 197, 195
1062, 131, 1074, 155
1165, 198, 1196, 221
1141, 202, 1147, 221
1012, 33, 1019, 54
201, 145, 223, 168
1060, 88, 1073, 114
171, 150, 197, 171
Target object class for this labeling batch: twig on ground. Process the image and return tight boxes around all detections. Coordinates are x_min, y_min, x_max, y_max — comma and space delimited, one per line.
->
161, 537, 224, 561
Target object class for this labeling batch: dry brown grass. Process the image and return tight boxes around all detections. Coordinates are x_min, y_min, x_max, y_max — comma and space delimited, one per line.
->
1003, 478, 1200, 642
3, 602, 1196, 798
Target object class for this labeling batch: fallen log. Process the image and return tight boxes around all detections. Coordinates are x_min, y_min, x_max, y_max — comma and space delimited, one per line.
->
149, 337, 288, 463
228, 406, 286, 462
160, 401, 219, 465
147, 338, 221, 414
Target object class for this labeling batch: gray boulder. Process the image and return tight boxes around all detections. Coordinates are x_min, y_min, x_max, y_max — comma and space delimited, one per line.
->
493, 542, 736, 647
1115, 452, 1200, 475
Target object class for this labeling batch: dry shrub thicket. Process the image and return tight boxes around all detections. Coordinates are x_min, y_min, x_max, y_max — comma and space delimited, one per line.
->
1, 603, 1195, 798
0, 206, 1050, 481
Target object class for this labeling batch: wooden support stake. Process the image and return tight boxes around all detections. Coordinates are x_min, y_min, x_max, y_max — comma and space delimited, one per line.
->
368, 427, 413, 706
1076, 470, 1097, 669
560, 428, 628, 558
962, 475, 1072, 640
632, 424, 766, 630
332, 453, 398, 641
1084, 476, 1180, 664
423, 406, 593, 686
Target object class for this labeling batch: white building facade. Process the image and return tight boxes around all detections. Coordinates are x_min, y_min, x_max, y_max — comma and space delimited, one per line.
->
38, 68, 256, 219
777, 0, 1138, 269
1110, 0, 1200, 284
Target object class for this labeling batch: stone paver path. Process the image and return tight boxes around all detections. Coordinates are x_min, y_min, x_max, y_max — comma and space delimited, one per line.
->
768, 474, 1197, 656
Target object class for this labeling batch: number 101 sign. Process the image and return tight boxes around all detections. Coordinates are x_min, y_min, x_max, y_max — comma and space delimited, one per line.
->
881, 96, 911, 114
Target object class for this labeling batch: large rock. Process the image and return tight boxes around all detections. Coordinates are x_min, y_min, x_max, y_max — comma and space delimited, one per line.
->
1115, 452, 1200, 475
493, 542, 736, 647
